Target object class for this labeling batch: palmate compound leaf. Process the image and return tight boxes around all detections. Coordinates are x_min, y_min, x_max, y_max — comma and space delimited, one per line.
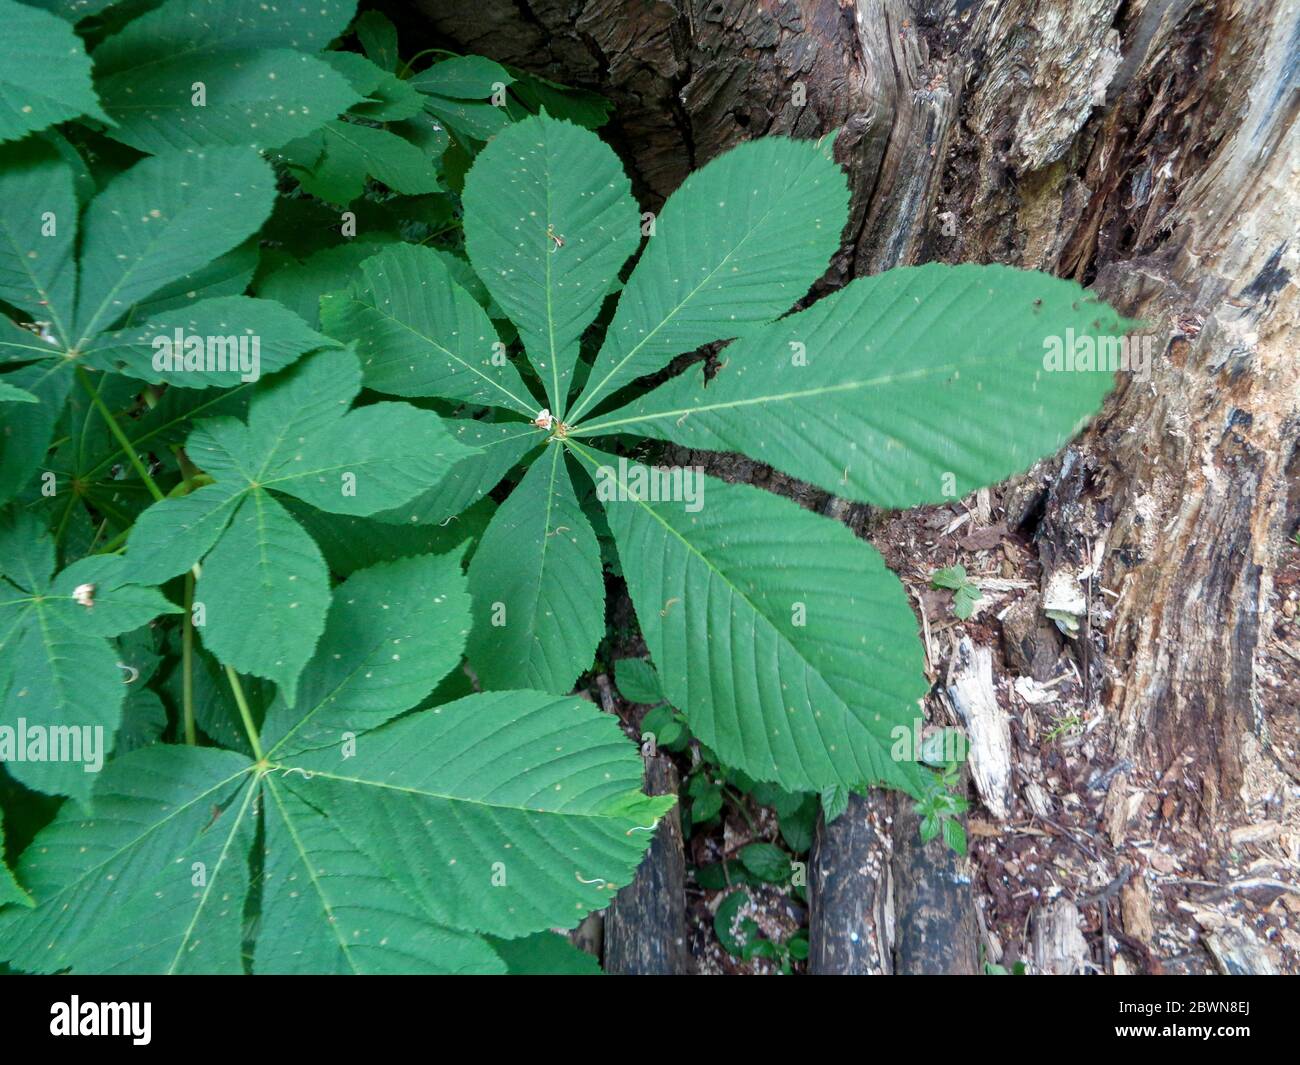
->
465, 442, 605, 694
0, 511, 180, 802
121, 348, 479, 702
565, 134, 849, 423
0, 0, 109, 144
0, 554, 671, 974
462, 112, 641, 416
0, 143, 290, 506
319, 243, 539, 416
573, 263, 1134, 508
566, 444, 932, 797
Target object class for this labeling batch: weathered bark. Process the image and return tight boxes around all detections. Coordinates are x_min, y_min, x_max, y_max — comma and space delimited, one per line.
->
807, 792, 894, 973
419, 0, 1299, 965
891, 786, 981, 974
603, 755, 691, 974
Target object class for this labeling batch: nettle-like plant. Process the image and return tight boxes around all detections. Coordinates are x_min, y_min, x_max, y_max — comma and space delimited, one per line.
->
322, 114, 1125, 799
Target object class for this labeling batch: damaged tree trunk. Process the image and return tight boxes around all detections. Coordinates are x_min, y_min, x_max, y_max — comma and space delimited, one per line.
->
419, 0, 1299, 962
603, 755, 692, 974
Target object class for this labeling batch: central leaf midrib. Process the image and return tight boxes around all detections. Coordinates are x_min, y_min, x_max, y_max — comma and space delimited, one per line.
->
165, 778, 257, 973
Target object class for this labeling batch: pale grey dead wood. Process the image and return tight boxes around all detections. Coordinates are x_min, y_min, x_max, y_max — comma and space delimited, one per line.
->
945, 636, 1014, 820
1031, 897, 1092, 974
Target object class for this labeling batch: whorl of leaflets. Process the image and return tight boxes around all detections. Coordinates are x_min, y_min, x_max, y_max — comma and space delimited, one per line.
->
323, 111, 1130, 798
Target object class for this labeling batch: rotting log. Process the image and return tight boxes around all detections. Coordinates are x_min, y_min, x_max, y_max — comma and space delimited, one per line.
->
808, 792, 894, 973
890, 784, 981, 974
603, 754, 691, 974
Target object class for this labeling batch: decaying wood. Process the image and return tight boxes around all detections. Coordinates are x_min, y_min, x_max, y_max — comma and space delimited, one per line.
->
808, 792, 894, 973
1031, 897, 1092, 974
945, 636, 1014, 820
603, 755, 691, 974
1203, 924, 1281, 977
890, 785, 981, 974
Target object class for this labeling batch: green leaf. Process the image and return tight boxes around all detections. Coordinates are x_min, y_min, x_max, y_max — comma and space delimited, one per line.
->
92, 0, 358, 74
286, 120, 442, 204
614, 657, 663, 705
410, 56, 513, 99
0, 139, 78, 348
738, 842, 789, 883
49, 554, 180, 637
134, 240, 261, 319
569, 445, 930, 796
85, 296, 332, 387
422, 96, 511, 144
96, 50, 361, 155
74, 147, 277, 344
567, 135, 847, 421
953, 585, 981, 620
122, 479, 248, 586
0, 380, 37, 403
319, 243, 538, 415
0, 364, 72, 506
930, 565, 968, 590
2, 547, 670, 972
0, 808, 33, 908
776, 794, 817, 853
272, 689, 674, 939
368, 418, 538, 526
508, 71, 612, 129
487, 931, 602, 975
256, 776, 502, 974
466, 445, 604, 692
713, 889, 750, 956
0, 0, 109, 144
462, 113, 639, 415
354, 11, 399, 72
254, 241, 396, 328
0, 510, 179, 802
820, 783, 850, 824
282, 495, 494, 577
942, 816, 967, 855
196, 488, 331, 703
690, 782, 723, 823
261, 550, 472, 756
124, 348, 477, 699
578, 263, 1129, 506
0, 745, 257, 973
322, 52, 421, 121
236, 346, 480, 519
